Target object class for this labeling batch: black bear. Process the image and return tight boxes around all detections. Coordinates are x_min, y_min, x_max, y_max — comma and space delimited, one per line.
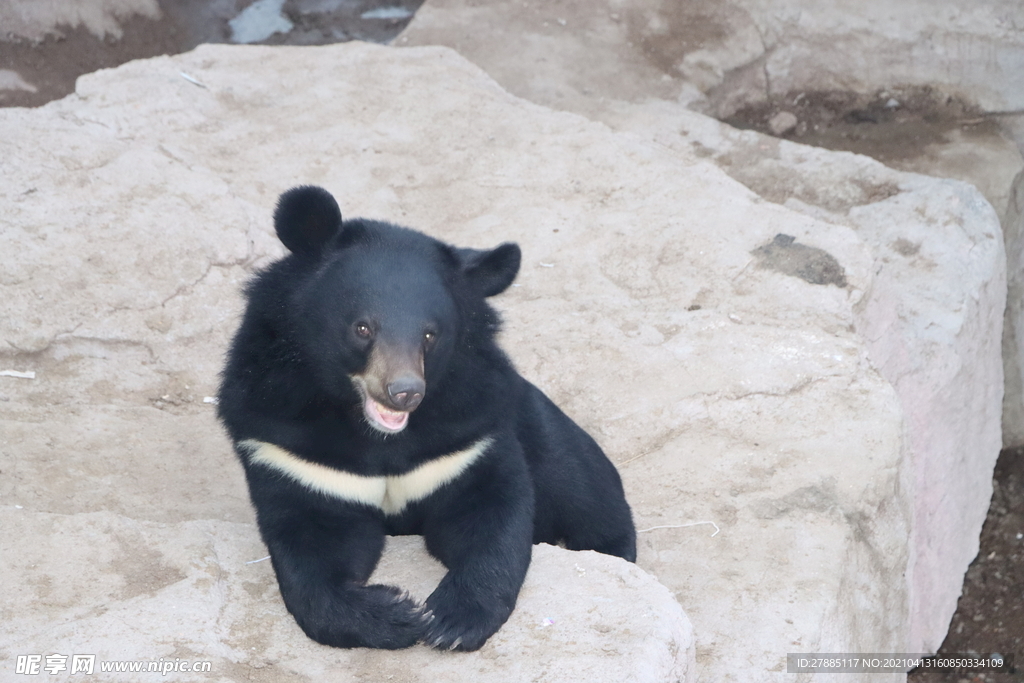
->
218, 185, 636, 652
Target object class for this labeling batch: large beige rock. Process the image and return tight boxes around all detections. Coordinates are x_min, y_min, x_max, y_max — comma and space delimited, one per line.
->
714, 0, 1024, 115
0, 42, 1002, 682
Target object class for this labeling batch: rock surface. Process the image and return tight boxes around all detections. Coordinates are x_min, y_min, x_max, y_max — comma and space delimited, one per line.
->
721, 0, 1024, 115
0, 510, 691, 682
0, 41, 1004, 682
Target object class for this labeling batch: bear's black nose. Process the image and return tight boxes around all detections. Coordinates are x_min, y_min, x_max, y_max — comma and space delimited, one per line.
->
387, 377, 425, 411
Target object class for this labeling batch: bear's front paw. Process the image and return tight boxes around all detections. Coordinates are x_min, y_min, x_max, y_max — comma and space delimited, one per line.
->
421, 587, 513, 652
295, 583, 429, 650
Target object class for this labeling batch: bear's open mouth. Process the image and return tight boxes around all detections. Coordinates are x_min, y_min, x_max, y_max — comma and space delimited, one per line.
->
363, 396, 409, 433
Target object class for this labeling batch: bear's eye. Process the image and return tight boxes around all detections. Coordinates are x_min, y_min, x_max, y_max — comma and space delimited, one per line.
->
354, 322, 373, 339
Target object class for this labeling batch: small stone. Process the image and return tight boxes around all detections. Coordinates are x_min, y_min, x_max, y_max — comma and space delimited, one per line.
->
0, 69, 38, 93
768, 111, 798, 136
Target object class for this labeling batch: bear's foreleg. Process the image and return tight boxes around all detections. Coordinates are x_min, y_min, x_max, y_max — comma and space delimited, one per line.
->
259, 503, 428, 649
418, 454, 535, 651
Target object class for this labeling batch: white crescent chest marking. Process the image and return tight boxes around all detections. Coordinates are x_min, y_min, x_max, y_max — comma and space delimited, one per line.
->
238, 437, 493, 516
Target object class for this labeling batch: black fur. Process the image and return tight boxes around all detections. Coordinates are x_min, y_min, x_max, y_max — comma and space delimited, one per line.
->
218, 185, 636, 651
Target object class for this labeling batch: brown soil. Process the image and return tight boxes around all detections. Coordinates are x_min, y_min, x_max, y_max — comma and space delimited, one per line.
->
907, 448, 1024, 683
0, 0, 423, 108
724, 86, 1006, 168
2, 6, 1020, 678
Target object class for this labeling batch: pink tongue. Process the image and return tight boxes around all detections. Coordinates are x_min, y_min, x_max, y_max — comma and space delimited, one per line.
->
365, 397, 409, 431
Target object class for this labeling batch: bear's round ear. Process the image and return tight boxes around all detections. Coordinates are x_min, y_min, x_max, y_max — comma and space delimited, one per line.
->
274, 186, 342, 258
458, 243, 522, 297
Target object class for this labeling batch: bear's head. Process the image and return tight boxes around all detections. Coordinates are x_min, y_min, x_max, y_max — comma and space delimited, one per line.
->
274, 186, 521, 435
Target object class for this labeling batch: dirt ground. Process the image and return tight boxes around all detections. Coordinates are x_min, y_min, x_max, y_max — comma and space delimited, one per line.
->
1, 2, 1021, 679
728, 87, 992, 166
903, 448, 1024, 683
